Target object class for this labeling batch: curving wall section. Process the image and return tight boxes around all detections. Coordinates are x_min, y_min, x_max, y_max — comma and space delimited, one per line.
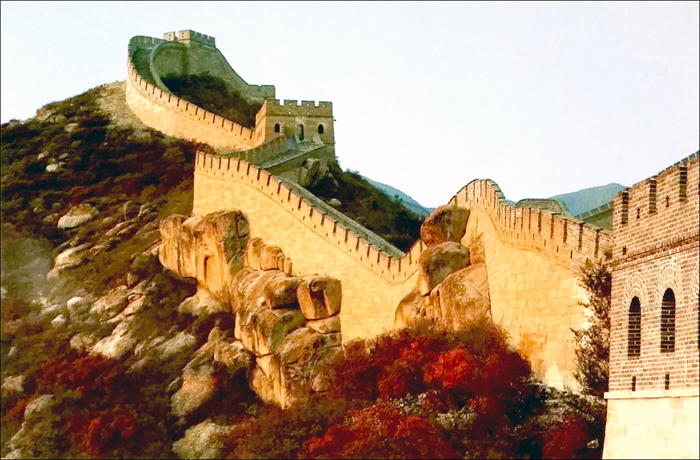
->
126, 36, 264, 151
193, 151, 612, 388
450, 180, 612, 387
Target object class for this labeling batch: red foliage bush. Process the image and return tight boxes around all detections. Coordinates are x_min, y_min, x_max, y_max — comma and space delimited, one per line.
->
301, 401, 459, 459
2, 397, 30, 424
542, 413, 590, 459
33, 354, 119, 396
66, 408, 137, 457
423, 346, 478, 392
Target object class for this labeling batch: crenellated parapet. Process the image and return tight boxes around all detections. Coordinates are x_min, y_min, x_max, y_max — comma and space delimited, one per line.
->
449, 179, 612, 269
126, 38, 262, 151
126, 31, 335, 165
194, 151, 425, 284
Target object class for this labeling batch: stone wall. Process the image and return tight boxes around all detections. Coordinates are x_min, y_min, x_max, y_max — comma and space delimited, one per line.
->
193, 152, 423, 342
603, 153, 699, 459
192, 153, 612, 388
125, 33, 334, 156
125, 58, 262, 151
449, 180, 612, 389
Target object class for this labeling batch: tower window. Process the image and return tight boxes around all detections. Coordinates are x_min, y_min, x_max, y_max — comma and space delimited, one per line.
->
628, 297, 641, 358
298, 124, 304, 141
274, 123, 280, 133
318, 124, 324, 134
661, 289, 676, 353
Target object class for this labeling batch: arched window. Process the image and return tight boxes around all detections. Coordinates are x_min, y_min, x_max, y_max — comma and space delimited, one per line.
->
274, 123, 280, 133
318, 124, 324, 134
661, 289, 676, 353
628, 297, 641, 358
298, 124, 304, 141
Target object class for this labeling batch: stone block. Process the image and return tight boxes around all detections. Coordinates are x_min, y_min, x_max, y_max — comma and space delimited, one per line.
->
297, 275, 341, 319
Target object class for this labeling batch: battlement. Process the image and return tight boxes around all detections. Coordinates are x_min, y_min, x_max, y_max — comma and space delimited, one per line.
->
126, 60, 259, 150
162, 29, 216, 47
612, 152, 699, 259
449, 179, 612, 269
263, 99, 333, 117
193, 151, 419, 283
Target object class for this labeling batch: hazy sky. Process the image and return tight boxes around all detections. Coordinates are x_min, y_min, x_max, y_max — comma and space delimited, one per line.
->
2, 2, 698, 207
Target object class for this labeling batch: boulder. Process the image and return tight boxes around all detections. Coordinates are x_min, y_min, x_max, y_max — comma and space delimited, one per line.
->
418, 242, 470, 295
178, 288, 230, 316
436, 263, 491, 331
171, 357, 218, 418
264, 275, 301, 309
420, 205, 470, 247
1, 376, 25, 406
235, 306, 305, 356
158, 332, 197, 360
57, 203, 98, 229
69, 333, 99, 353
230, 269, 278, 313
297, 276, 342, 319
214, 340, 252, 371
251, 327, 341, 408
260, 245, 285, 270
91, 320, 137, 359
172, 420, 231, 459
54, 243, 92, 269
51, 314, 66, 328
306, 315, 341, 334
24, 394, 55, 423
394, 288, 427, 329
243, 237, 265, 270
90, 285, 129, 320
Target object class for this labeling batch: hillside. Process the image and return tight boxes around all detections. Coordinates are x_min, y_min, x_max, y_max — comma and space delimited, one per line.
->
1, 82, 606, 460
361, 175, 432, 218
550, 183, 627, 217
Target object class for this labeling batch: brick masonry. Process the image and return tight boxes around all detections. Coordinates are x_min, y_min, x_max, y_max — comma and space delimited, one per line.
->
603, 153, 699, 459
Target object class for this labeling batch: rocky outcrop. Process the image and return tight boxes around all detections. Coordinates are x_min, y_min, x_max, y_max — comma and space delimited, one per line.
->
90, 285, 129, 320
229, 237, 343, 407
159, 211, 249, 303
396, 208, 491, 332
178, 288, 229, 316
172, 420, 232, 459
158, 210, 345, 408
57, 203, 98, 229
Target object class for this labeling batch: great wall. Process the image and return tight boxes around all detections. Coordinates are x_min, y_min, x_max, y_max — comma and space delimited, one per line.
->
125, 30, 699, 459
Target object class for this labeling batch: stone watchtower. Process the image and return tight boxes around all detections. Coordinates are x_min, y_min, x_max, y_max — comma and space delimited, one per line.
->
603, 153, 699, 459
255, 99, 335, 148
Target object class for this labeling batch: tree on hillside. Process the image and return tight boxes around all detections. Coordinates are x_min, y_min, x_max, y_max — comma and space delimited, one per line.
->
572, 259, 611, 398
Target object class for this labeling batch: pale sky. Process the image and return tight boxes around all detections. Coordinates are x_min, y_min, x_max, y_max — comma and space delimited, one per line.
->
2, 2, 698, 208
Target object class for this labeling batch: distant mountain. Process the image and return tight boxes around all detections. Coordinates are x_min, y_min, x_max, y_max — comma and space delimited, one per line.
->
361, 175, 432, 218
550, 183, 627, 217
